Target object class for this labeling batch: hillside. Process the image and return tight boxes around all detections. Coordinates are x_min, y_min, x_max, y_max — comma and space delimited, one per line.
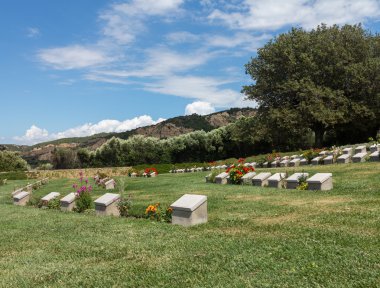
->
12, 108, 256, 165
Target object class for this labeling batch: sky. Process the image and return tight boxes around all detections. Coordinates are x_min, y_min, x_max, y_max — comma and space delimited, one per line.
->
1, 0, 380, 145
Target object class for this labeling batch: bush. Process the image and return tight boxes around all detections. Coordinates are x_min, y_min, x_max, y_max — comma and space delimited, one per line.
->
0, 151, 28, 172
47, 198, 61, 210
74, 192, 92, 213
118, 196, 132, 217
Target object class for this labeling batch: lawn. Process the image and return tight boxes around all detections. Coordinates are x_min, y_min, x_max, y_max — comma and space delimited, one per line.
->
0, 162, 379, 287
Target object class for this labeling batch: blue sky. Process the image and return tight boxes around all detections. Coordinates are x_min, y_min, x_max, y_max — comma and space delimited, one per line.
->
1, 0, 380, 145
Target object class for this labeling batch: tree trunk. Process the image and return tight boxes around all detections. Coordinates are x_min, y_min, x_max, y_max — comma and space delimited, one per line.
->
314, 128, 325, 148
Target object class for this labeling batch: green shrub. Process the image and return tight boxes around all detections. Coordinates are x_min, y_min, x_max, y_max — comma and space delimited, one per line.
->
47, 198, 61, 210
74, 192, 92, 213
117, 196, 132, 217
0, 151, 28, 172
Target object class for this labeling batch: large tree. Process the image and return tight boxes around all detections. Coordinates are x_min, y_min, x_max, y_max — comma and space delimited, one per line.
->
243, 24, 380, 147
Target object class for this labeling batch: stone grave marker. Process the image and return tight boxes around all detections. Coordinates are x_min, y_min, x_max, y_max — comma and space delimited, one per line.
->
337, 154, 350, 164
289, 158, 300, 167
323, 155, 334, 165
271, 161, 279, 168
299, 158, 308, 166
94, 193, 120, 216
369, 151, 379, 162
370, 144, 379, 153
105, 179, 115, 190
252, 172, 271, 187
352, 152, 367, 163
286, 173, 309, 189
11, 188, 24, 197
307, 173, 333, 191
13, 191, 30, 206
241, 172, 256, 185
60, 192, 76, 212
41, 192, 60, 206
215, 172, 229, 184
311, 156, 322, 165
342, 147, 352, 155
267, 173, 287, 188
170, 194, 207, 227
354, 145, 366, 154
280, 159, 290, 167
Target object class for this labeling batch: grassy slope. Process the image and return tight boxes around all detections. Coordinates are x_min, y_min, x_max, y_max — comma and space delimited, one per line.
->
0, 162, 379, 287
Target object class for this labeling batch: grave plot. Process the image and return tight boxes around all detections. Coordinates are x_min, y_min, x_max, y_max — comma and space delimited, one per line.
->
170, 194, 207, 227
307, 173, 333, 191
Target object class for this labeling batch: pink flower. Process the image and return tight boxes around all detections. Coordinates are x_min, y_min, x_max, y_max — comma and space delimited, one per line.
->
88, 185, 93, 192
72, 184, 78, 189
85, 178, 88, 184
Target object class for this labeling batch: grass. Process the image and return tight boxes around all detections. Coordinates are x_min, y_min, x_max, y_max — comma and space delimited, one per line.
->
0, 162, 379, 287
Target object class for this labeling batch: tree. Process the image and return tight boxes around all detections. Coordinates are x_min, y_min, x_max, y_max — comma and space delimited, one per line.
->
0, 151, 28, 172
243, 24, 380, 147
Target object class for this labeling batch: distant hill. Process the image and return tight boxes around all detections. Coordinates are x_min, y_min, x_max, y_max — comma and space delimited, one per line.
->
3, 108, 256, 165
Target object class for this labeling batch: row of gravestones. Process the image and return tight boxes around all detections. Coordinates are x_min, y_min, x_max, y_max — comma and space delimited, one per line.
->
11, 178, 49, 197
13, 190, 208, 227
130, 172, 157, 177
265, 144, 379, 168
94, 176, 116, 189
170, 167, 210, 173
207, 172, 333, 191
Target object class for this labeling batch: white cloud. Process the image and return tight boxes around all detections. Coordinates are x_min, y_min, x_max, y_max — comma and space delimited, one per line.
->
13, 116, 166, 145
185, 101, 215, 115
38, 45, 110, 70
166, 31, 200, 43
145, 75, 251, 108
100, 0, 184, 45
27, 27, 40, 38
208, 0, 380, 30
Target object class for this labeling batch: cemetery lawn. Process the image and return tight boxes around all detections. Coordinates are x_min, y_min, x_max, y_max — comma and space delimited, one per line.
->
1, 162, 380, 287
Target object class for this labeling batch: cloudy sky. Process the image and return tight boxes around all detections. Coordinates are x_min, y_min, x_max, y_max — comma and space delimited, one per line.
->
1, 0, 380, 145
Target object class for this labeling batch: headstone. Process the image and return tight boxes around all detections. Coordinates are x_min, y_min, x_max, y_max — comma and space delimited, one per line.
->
352, 152, 367, 163
131, 172, 137, 177
215, 172, 229, 184
319, 151, 328, 156
13, 191, 30, 206
221, 165, 228, 169
286, 173, 309, 189
299, 158, 308, 166
323, 155, 334, 165
271, 161, 279, 168
170, 194, 207, 227
41, 192, 60, 205
12, 188, 24, 197
150, 172, 157, 177
290, 155, 299, 159
342, 147, 352, 155
94, 193, 120, 216
370, 144, 380, 153
369, 151, 379, 162
337, 154, 350, 164
280, 159, 290, 167
267, 173, 287, 188
241, 172, 257, 185
105, 179, 115, 190
25, 184, 33, 193
250, 162, 257, 168
354, 145, 366, 154
263, 162, 269, 168
307, 173, 333, 191
60, 192, 76, 212
311, 156, 322, 165
252, 172, 271, 187
289, 158, 300, 167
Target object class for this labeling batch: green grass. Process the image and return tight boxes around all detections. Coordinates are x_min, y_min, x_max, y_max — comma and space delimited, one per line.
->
0, 162, 380, 287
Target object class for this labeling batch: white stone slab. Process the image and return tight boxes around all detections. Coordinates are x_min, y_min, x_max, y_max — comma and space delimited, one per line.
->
60, 192, 76, 204
280, 159, 290, 167
369, 151, 379, 161
352, 152, 367, 163
105, 179, 115, 189
307, 173, 332, 184
263, 162, 268, 167
170, 194, 207, 212
250, 162, 257, 167
319, 151, 328, 156
221, 165, 228, 169
271, 161, 279, 168
311, 157, 322, 165
323, 155, 334, 165
342, 147, 352, 154
13, 191, 29, 200
241, 172, 257, 180
299, 158, 308, 166
370, 144, 380, 153
253, 172, 271, 181
12, 188, 24, 197
41, 192, 60, 202
355, 145, 366, 154
289, 158, 300, 167
337, 154, 350, 164
268, 173, 287, 182
94, 193, 120, 207
286, 173, 310, 183
307, 173, 333, 190
171, 194, 207, 227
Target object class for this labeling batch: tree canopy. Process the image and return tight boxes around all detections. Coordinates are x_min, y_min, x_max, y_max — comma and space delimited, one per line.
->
243, 24, 380, 147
